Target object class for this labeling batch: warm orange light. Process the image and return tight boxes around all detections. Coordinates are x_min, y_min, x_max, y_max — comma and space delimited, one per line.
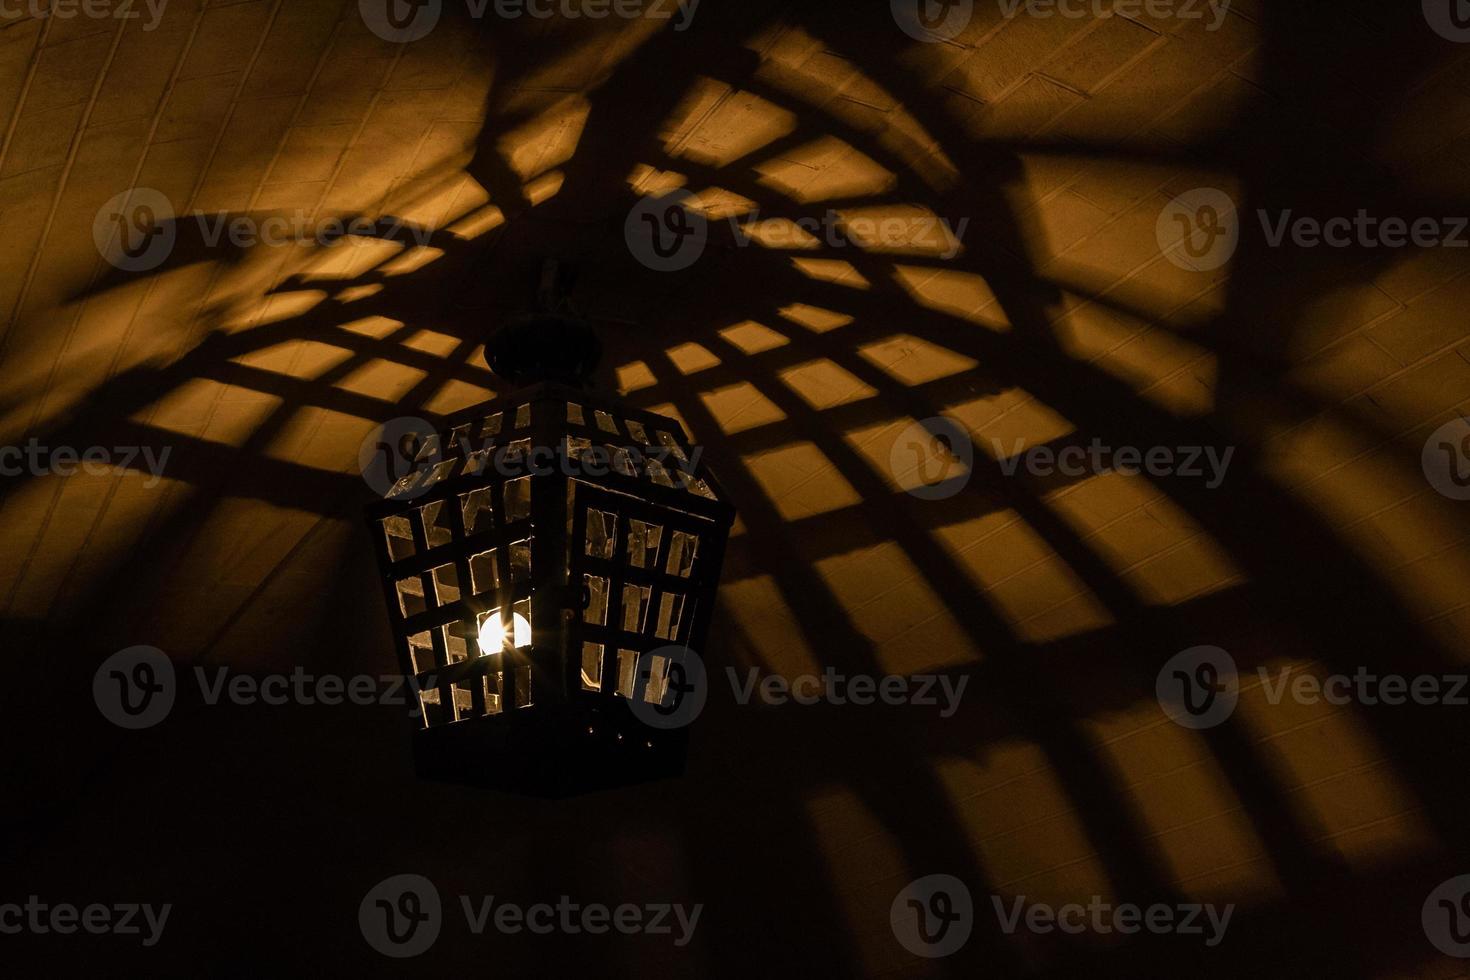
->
478, 611, 531, 652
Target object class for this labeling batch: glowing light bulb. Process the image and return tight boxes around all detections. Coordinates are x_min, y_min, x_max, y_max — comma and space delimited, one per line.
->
478, 612, 531, 653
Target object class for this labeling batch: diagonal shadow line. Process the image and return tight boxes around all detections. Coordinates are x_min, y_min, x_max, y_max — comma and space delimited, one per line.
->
783, 0, 1470, 890
677, 302, 1193, 914
635, 340, 1022, 978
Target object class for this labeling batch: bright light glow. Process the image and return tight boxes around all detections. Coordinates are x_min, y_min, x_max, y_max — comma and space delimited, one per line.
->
478, 611, 531, 652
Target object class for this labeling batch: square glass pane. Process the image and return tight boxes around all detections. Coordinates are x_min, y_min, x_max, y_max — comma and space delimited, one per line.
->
515, 403, 532, 429
616, 649, 638, 698
462, 448, 493, 477
382, 516, 415, 561
646, 458, 675, 487
581, 642, 603, 692
420, 459, 457, 491
470, 549, 500, 594
627, 520, 662, 569
625, 419, 648, 444
621, 583, 651, 633
460, 488, 494, 536
388, 468, 423, 499
666, 530, 698, 577
606, 445, 636, 477
396, 577, 428, 618
479, 412, 503, 440
644, 654, 670, 705
419, 501, 454, 548
509, 539, 531, 583
483, 672, 503, 714
514, 665, 533, 708
414, 434, 441, 463
408, 630, 435, 674
504, 476, 531, 522
451, 679, 476, 720
655, 429, 688, 463
442, 623, 472, 664
567, 403, 585, 425
585, 509, 615, 559
430, 563, 461, 605
512, 598, 532, 648
583, 575, 608, 625
655, 592, 685, 640
419, 686, 448, 728
594, 409, 618, 434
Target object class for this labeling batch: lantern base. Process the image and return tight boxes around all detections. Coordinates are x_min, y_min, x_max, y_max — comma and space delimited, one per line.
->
409, 698, 689, 797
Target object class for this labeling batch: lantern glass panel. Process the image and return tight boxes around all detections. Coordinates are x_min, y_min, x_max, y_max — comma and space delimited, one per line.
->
461, 489, 494, 536
615, 649, 637, 698
469, 549, 499, 594
367, 381, 735, 795
580, 642, 603, 691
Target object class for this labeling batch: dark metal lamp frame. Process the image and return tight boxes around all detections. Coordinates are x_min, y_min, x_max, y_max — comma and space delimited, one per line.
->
366, 380, 735, 796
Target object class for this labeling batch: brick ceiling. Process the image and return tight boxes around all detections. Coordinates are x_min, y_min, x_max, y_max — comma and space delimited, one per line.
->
4, 0, 1470, 975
